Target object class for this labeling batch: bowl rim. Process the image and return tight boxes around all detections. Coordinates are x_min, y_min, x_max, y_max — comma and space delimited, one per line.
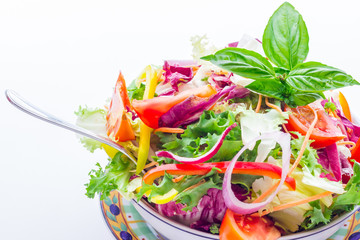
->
132, 198, 359, 240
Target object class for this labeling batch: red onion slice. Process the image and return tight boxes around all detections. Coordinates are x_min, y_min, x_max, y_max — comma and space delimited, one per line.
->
223, 131, 291, 214
156, 123, 237, 164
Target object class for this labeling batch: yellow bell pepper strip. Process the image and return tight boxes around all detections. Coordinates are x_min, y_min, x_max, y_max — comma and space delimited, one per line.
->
136, 66, 159, 174
142, 162, 296, 190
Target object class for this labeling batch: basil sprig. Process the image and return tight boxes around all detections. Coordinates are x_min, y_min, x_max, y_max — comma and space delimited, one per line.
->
201, 2, 359, 107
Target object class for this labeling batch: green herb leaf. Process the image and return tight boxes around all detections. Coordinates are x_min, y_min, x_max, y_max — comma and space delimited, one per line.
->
286, 62, 359, 92
284, 90, 325, 107
201, 47, 276, 81
245, 79, 286, 100
274, 67, 290, 78
263, 2, 309, 69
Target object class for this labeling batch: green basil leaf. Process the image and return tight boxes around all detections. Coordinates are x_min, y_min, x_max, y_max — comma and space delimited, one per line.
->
263, 2, 309, 69
286, 61, 359, 92
245, 79, 285, 100
201, 47, 276, 81
274, 67, 290, 77
284, 91, 324, 108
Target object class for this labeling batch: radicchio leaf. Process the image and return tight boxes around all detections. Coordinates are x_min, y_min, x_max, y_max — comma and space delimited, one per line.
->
158, 86, 236, 128
163, 60, 197, 92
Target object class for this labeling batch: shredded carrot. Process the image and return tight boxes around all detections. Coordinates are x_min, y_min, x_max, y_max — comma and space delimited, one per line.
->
172, 175, 185, 183
288, 106, 318, 176
329, 109, 340, 119
251, 191, 333, 217
143, 161, 159, 169
265, 97, 282, 114
336, 141, 356, 147
153, 127, 185, 134
255, 95, 262, 113
183, 179, 206, 192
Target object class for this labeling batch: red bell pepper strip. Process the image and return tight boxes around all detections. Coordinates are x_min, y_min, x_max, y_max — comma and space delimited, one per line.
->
132, 84, 217, 129
351, 137, 360, 164
143, 162, 296, 190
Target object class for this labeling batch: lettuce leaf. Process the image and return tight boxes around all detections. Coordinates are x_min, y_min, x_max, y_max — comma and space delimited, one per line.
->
85, 152, 134, 200
239, 106, 288, 162
75, 105, 107, 152
291, 132, 322, 174
156, 110, 242, 163
301, 162, 360, 230
331, 161, 360, 213
301, 200, 332, 230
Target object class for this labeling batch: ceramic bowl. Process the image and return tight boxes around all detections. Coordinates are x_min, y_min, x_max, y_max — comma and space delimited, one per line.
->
131, 198, 359, 240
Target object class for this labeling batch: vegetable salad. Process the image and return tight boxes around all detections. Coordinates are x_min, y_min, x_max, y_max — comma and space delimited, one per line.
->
75, 2, 360, 239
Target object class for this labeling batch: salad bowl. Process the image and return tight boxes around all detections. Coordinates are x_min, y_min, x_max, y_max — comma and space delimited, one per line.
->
129, 115, 360, 240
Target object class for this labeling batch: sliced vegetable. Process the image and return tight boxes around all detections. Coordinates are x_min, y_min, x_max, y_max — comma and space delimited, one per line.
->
319, 143, 342, 182
136, 66, 159, 174
158, 86, 236, 128
151, 188, 179, 204
106, 72, 135, 142
284, 101, 345, 148
338, 91, 352, 122
142, 162, 296, 190
219, 209, 281, 240
223, 131, 291, 215
132, 84, 217, 129
351, 138, 360, 164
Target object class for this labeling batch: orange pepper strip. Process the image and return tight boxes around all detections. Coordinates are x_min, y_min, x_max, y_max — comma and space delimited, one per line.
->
153, 127, 185, 134
339, 91, 352, 122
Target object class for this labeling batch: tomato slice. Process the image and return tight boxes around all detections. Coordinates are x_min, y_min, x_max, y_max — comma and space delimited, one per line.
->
220, 209, 281, 240
106, 72, 135, 142
284, 101, 345, 148
132, 85, 217, 129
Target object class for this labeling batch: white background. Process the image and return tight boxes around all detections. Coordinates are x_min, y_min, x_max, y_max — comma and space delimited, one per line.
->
1, 0, 360, 239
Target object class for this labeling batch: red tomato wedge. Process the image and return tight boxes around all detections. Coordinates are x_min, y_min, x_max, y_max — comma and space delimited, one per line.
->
132, 84, 217, 129
284, 101, 345, 148
219, 209, 281, 240
106, 72, 135, 142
